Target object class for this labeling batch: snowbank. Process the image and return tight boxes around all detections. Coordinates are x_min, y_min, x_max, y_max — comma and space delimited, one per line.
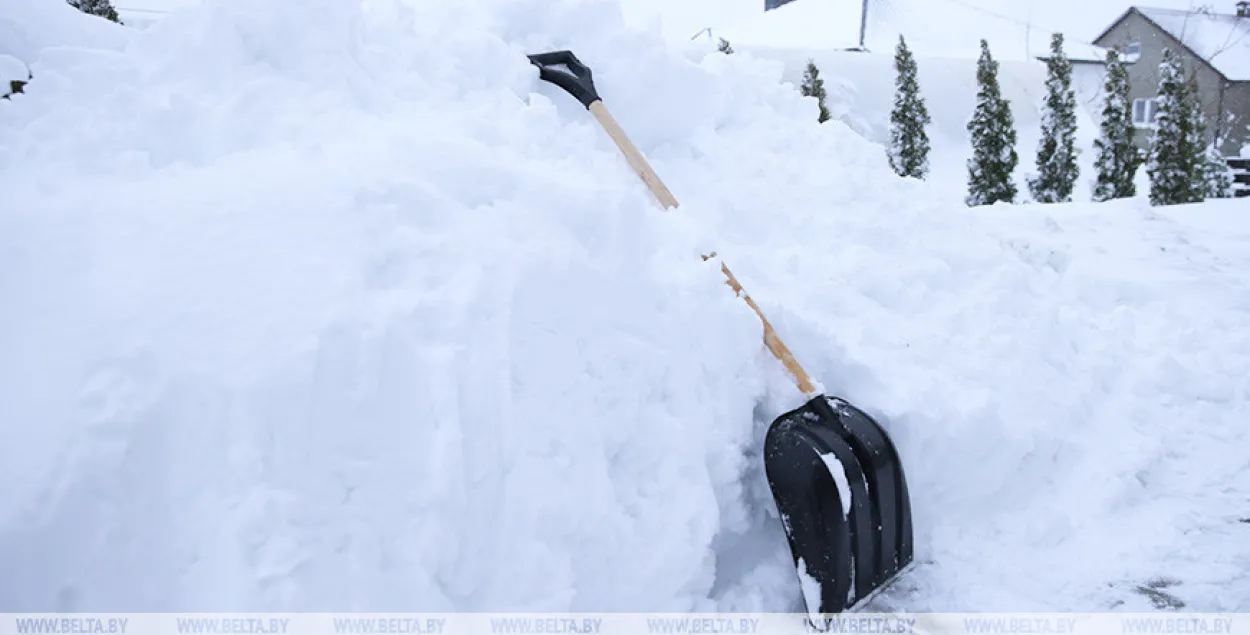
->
0, 0, 831, 613
0, 54, 29, 93
0, 0, 129, 66
113, 0, 203, 31
3, 0, 1249, 616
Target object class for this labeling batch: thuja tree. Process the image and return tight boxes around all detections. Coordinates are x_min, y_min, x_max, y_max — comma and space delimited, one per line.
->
1146, 49, 1202, 206
1092, 47, 1138, 201
966, 39, 1019, 206
1028, 33, 1080, 202
887, 35, 932, 179
1182, 76, 1234, 199
1201, 143, 1234, 198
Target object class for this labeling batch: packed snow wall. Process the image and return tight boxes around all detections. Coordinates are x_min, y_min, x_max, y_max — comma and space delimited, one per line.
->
0, 0, 886, 613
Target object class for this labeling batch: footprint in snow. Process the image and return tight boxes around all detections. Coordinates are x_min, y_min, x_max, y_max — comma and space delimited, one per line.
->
1132, 577, 1186, 610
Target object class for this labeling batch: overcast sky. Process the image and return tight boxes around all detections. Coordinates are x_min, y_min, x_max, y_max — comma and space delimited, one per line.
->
111, 0, 1233, 55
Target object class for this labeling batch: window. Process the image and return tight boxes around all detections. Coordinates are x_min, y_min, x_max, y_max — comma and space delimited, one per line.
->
1133, 98, 1158, 126
1125, 42, 1142, 62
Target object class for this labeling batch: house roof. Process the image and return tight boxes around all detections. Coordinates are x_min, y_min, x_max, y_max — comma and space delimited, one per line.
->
1095, 6, 1250, 82
1036, 43, 1113, 64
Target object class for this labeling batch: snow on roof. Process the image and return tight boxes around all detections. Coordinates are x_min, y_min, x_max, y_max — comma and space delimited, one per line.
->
1137, 7, 1250, 81
1037, 41, 1112, 64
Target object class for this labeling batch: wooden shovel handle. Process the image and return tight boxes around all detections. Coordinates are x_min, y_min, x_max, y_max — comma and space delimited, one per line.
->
709, 255, 819, 396
589, 100, 819, 397
589, 102, 680, 209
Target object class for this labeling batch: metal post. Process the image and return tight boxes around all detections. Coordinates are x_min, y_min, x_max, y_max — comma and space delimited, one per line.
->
1025, 0, 1033, 59
858, 0, 870, 50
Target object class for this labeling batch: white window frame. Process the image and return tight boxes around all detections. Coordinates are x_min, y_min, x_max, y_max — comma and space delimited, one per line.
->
1132, 98, 1158, 127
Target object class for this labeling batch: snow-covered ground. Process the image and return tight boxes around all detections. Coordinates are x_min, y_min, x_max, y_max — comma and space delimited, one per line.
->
3, 0, 1249, 616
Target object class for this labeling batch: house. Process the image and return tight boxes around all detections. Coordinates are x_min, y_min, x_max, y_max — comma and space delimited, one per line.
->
1089, 3, 1250, 157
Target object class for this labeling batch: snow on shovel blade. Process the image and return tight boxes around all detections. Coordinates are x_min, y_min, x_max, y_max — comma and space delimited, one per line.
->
764, 395, 914, 616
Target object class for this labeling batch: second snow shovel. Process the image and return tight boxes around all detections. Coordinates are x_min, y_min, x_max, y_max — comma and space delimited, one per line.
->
529, 50, 914, 617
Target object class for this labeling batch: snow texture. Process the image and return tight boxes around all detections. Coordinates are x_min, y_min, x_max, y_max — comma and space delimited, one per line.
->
3, 0, 1250, 617
113, 0, 203, 31
0, 54, 28, 89
1137, 7, 1250, 81
0, 0, 129, 65
817, 453, 853, 518
796, 559, 822, 622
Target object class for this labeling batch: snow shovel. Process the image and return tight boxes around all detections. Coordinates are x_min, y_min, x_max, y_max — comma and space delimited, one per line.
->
528, 50, 914, 617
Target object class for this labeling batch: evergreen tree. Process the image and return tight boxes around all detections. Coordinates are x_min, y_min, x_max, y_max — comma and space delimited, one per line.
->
1185, 74, 1207, 175
1092, 47, 1138, 201
717, 38, 735, 54
1028, 33, 1080, 202
799, 59, 831, 124
966, 39, 1018, 206
67, 0, 122, 23
1201, 143, 1234, 198
887, 35, 932, 179
1192, 81, 1233, 200
1146, 49, 1202, 206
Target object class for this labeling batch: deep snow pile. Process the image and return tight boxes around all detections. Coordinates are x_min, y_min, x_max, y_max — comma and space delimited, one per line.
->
0, 0, 129, 64
3, 0, 1250, 616
0, 0, 829, 613
112, 0, 205, 31
0, 54, 29, 95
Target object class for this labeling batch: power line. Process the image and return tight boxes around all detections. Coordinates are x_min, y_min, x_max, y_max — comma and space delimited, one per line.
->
926, 0, 1109, 54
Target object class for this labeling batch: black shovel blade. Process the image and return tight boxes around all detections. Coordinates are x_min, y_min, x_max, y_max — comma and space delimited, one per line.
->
763, 395, 913, 615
